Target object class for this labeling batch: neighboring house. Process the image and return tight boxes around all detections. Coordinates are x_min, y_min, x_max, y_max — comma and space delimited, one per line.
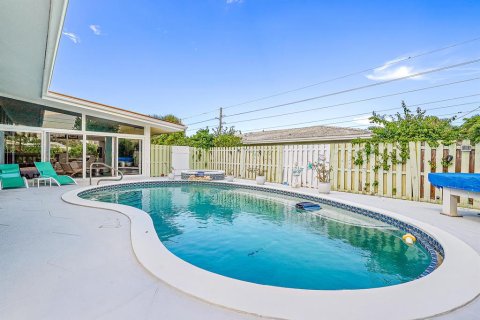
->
242, 125, 371, 145
0, 0, 185, 179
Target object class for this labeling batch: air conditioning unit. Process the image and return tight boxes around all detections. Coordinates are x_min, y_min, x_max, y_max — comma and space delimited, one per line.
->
461, 145, 472, 152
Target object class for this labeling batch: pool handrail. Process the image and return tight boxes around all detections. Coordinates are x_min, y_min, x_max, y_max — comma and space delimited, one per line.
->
89, 162, 124, 185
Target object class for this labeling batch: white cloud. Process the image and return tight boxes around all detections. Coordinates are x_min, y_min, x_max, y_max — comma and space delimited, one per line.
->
89, 24, 102, 35
226, 0, 243, 4
366, 57, 424, 81
353, 116, 372, 126
62, 32, 80, 44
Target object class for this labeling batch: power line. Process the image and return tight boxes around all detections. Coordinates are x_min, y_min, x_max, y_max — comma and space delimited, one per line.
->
184, 107, 225, 127
223, 58, 480, 119
453, 106, 480, 121
340, 109, 476, 130
241, 100, 480, 133
180, 36, 480, 120
216, 77, 480, 126
181, 109, 219, 121
187, 77, 480, 131
186, 116, 218, 126
241, 99, 480, 133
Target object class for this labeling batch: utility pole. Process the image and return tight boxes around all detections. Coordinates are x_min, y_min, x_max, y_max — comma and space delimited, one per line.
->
217, 107, 223, 134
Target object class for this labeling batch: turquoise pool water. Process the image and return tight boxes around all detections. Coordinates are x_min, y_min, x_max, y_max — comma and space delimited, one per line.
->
81, 183, 432, 290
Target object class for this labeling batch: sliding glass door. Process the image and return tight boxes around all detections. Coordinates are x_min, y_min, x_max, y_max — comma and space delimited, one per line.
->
86, 135, 114, 177
1, 129, 146, 180
118, 138, 142, 175
1, 130, 42, 179
49, 133, 83, 177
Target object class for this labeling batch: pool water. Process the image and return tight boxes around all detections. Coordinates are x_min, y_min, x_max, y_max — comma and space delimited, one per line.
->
82, 183, 432, 290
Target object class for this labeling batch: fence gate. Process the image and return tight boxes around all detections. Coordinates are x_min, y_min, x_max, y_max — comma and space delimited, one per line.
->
282, 144, 330, 187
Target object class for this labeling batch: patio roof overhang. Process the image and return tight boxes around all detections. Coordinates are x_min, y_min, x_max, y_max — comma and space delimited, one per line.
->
0, 0, 185, 134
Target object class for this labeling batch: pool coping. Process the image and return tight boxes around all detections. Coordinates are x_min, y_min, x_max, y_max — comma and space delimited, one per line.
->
62, 180, 480, 320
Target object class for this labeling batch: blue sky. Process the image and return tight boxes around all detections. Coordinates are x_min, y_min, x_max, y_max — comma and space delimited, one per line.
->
51, 0, 480, 134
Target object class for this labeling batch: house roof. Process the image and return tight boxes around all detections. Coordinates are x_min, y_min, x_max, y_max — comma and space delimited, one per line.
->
0, 0, 185, 134
46, 91, 185, 133
242, 125, 371, 145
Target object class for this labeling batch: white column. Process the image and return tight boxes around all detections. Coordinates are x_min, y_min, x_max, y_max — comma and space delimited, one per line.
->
82, 113, 87, 179
42, 131, 50, 162
143, 125, 151, 177
0, 131, 4, 164
82, 134, 87, 179
441, 188, 459, 217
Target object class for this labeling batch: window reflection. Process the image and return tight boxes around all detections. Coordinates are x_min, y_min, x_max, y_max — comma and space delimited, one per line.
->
86, 116, 144, 135
49, 134, 83, 177
86, 135, 114, 177
118, 138, 141, 175
1, 131, 42, 179
0, 96, 81, 130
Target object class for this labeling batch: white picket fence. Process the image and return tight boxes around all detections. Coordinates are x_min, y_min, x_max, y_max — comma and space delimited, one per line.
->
184, 144, 330, 184
282, 144, 330, 187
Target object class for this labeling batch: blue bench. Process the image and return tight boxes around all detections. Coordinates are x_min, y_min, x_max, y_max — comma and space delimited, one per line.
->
428, 173, 480, 217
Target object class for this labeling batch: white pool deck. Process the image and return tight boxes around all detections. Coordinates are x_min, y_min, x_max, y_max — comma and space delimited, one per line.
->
1, 177, 479, 320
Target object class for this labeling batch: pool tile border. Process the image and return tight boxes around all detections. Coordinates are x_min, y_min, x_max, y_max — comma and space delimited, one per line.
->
79, 180, 443, 278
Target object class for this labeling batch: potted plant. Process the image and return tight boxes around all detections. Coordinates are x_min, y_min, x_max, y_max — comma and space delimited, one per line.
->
225, 170, 234, 182
167, 166, 175, 180
248, 166, 266, 185
308, 155, 332, 193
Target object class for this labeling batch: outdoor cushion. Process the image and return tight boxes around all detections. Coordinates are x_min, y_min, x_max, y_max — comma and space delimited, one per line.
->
0, 177, 27, 189
0, 164, 27, 189
428, 173, 480, 193
34, 162, 76, 185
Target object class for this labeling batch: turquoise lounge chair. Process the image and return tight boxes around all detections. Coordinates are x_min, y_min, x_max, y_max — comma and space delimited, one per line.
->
34, 162, 77, 186
0, 164, 29, 190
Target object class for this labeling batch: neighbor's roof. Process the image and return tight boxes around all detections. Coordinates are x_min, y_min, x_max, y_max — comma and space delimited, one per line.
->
242, 125, 371, 145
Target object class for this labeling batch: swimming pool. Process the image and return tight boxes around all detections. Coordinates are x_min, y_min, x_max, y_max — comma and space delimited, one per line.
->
79, 182, 439, 290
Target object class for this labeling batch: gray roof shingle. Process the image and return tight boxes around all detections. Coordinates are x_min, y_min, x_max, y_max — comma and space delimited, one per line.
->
242, 125, 371, 144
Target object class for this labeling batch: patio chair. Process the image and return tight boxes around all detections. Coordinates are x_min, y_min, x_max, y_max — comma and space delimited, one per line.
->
0, 164, 29, 190
53, 161, 65, 174
60, 162, 83, 177
34, 162, 77, 186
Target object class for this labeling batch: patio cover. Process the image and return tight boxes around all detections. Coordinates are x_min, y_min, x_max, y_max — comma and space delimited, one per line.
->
428, 173, 480, 193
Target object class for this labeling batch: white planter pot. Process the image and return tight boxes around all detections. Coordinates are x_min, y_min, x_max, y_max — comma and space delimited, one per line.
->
291, 176, 301, 188
317, 182, 331, 194
256, 176, 266, 185
225, 175, 234, 182
167, 173, 175, 180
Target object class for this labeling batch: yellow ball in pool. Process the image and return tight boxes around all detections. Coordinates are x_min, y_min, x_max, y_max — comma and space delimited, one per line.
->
402, 233, 416, 245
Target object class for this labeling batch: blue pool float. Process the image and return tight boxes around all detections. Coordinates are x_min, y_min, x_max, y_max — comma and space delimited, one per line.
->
296, 202, 321, 211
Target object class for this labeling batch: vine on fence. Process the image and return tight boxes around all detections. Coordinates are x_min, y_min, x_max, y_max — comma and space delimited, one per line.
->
348, 101, 461, 195
352, 101, 457, 162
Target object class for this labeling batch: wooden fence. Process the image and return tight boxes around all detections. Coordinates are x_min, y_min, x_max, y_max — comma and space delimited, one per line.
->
188, 144, 330, 185
190, 146, 284, 183
282, 144, 330, 187
151, 141, 479, 209
330, 140, 479, 208
150, 145, 172, 177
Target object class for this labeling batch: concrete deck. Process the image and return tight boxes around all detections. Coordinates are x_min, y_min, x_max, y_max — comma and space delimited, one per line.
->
1, 178, 479, 319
